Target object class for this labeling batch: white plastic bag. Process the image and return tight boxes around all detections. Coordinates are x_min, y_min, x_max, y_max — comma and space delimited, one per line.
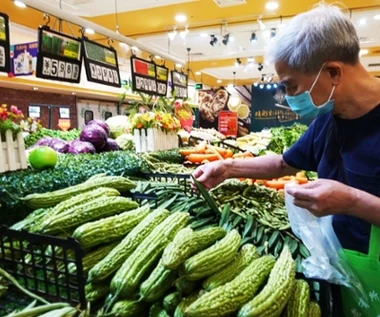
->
284, 184, 368, 300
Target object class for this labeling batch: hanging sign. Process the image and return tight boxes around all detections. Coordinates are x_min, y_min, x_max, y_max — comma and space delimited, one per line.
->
218, 110, 238, 138
130, 56, 168, 96
83, 38, 121, 87
10, 42, 38, 76
0, 12, 10, 73
36, 27, 82, 83
171, 70, 188, 99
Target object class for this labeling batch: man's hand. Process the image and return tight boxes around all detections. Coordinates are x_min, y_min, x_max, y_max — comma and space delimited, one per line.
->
286, 179, 358, 217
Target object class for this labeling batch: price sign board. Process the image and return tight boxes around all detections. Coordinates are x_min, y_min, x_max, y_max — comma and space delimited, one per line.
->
218, 111, 238, 138
171, 70, 188, 99
36, 27, 82, 83
130, 56, 169, 96
0, 12, 10, 73
83, 39, 121, 87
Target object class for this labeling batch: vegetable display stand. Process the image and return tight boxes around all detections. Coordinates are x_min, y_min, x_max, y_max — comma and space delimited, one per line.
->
0, 130, 27, 173
134, 128, 178, 153
0, 225, 86, 307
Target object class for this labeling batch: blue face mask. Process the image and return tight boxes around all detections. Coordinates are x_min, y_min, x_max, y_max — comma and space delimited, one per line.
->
285, 65, 336, 119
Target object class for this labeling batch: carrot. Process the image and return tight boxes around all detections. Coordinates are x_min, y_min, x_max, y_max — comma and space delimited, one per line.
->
188, 153, 220, 163
225, 150, 233, 158
296, 177, 308, 184
206, 144, 224, 160
243, 151, 254, 158
196, 140, 207, 152
179, 149, 198, 156
232, 153, 246, 159
212, 146, 228, 157
264, 179, 293, 190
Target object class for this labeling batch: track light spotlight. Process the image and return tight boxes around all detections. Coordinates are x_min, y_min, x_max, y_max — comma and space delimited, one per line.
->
235, 58, 242, 67
250, 32, 257, 42
209, 35, 218, 47
270, 28, 277, 38
222, 33, 230, 45
258, 63, 264, 72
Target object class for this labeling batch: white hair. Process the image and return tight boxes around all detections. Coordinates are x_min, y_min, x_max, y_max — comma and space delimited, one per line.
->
266, 3, 360, 74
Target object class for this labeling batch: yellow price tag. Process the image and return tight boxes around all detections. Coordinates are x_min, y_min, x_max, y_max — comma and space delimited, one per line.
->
0, 31, 5, 41
64, 49, 79, 59
105, 56, 116, 65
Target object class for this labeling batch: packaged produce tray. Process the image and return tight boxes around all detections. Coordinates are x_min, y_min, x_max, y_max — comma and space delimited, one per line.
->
0, 225, 86, 308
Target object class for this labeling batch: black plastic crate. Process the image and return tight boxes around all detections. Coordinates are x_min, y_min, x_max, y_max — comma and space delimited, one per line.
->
0, 225, 86, 307
141, 172, 196, 197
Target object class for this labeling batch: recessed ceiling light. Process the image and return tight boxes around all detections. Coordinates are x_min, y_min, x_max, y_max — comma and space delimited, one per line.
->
33, 87, 39, 91
155, 55, 162, 59
131, 46, 139, 51
374, 14, 380, 20
72, 92, 76, 95
175, 14, 187, 23
14, 1, 26, 8
229, 36, 235, 42
359, 18, 367, 25
265, 1, 279, 10
85, 28, 95, 35
200, 33, 208, 38
217, 79, 222, 83
360, 49, 369, 55
195, 71, 201, 75
176, 63, 182, 68
120, 42, 128, 47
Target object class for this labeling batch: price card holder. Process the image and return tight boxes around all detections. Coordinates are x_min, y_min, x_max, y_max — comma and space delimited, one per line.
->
36, 26, 82, 84
0, 12, 11, 73
171, 70, 188, 99
82, 38, 121, 88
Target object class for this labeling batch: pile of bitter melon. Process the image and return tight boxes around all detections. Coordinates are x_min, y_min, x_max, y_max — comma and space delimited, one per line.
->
5, 174, 322, 316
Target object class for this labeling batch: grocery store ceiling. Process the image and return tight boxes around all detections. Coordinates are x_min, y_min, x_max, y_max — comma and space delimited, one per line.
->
3, 0, 380, 87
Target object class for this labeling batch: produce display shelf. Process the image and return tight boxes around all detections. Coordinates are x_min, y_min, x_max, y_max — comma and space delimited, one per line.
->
0, 225, 86, 308
141, 172, 196, 196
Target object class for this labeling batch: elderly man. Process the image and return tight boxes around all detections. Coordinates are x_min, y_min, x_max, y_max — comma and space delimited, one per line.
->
193, 4, 380, 258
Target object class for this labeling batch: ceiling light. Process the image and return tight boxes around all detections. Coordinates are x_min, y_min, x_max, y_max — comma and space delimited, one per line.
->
273, 83, 278, 88
175, 14, 187, 23
176, 63, 183, 68
229, 36, 235, 42
259, 84, 265, 89
155, 55, 162, 59
217, 79, 222, 83
359, 18, 367, 26
168, 29, 177, 41
265, 1, 279, 10
209, 35, 218, 47
270, 28, 277, 38
227, 84, 234, 90
250, 32, 257, 42
131, 46, 139, 51
247, 57, 255, 63
14, 0, 26, 8
266, 84, 272, 89
195, 71, 201, 75
263, 30, 271, 38
222, 33, 230, 45
268, 75, 273, 82
258, 63, 264, 71
235, 58, 242, 67
258, 19, 266, 30
374, 14, 380, 20
72, 92, 76, 95
33, 87, 39, 91
119, 42, 128, 47
253, 82, 259, 87
180, 27, 189, 39
200, 33, 208, 38
85, 28, 95, 35
360, 49, 369, 56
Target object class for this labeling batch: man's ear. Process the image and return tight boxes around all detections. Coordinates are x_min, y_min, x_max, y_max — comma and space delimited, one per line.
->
325, 62, 343, 85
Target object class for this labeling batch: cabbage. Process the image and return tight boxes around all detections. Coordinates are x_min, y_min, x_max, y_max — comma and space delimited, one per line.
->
102, 138, 120, 152
50, 139, 69, 153
115, 134, 135, 151
105, 115, 130, 139
36, 137, 53, 146
87, 119, 110, 136
68, 140, 96, 154
79, 124, 107, 151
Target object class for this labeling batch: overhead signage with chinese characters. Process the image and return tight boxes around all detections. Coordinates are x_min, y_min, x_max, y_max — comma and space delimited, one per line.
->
218, 111, 238, 138
251, 85, 313, 132
130, 56, 168, 96
10, 42, 38, 76
83, 39, 121, 87
36, 27, 82, 83
171, 71, 188, 99
0, 12, 10, 73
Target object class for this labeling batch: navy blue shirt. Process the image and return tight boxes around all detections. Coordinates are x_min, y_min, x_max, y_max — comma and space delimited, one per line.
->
283, 105, 380, 254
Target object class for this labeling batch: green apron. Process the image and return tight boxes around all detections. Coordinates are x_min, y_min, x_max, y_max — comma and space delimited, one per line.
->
341, 225, 380, 317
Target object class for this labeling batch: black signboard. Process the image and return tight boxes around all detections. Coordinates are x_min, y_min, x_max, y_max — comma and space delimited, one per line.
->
36, 27, 82, 83
171, 70, 188, 99
0, 12, 10, 73
130, 56, 168, 96
250, 84, 313, 132
83, 38, 121, 88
